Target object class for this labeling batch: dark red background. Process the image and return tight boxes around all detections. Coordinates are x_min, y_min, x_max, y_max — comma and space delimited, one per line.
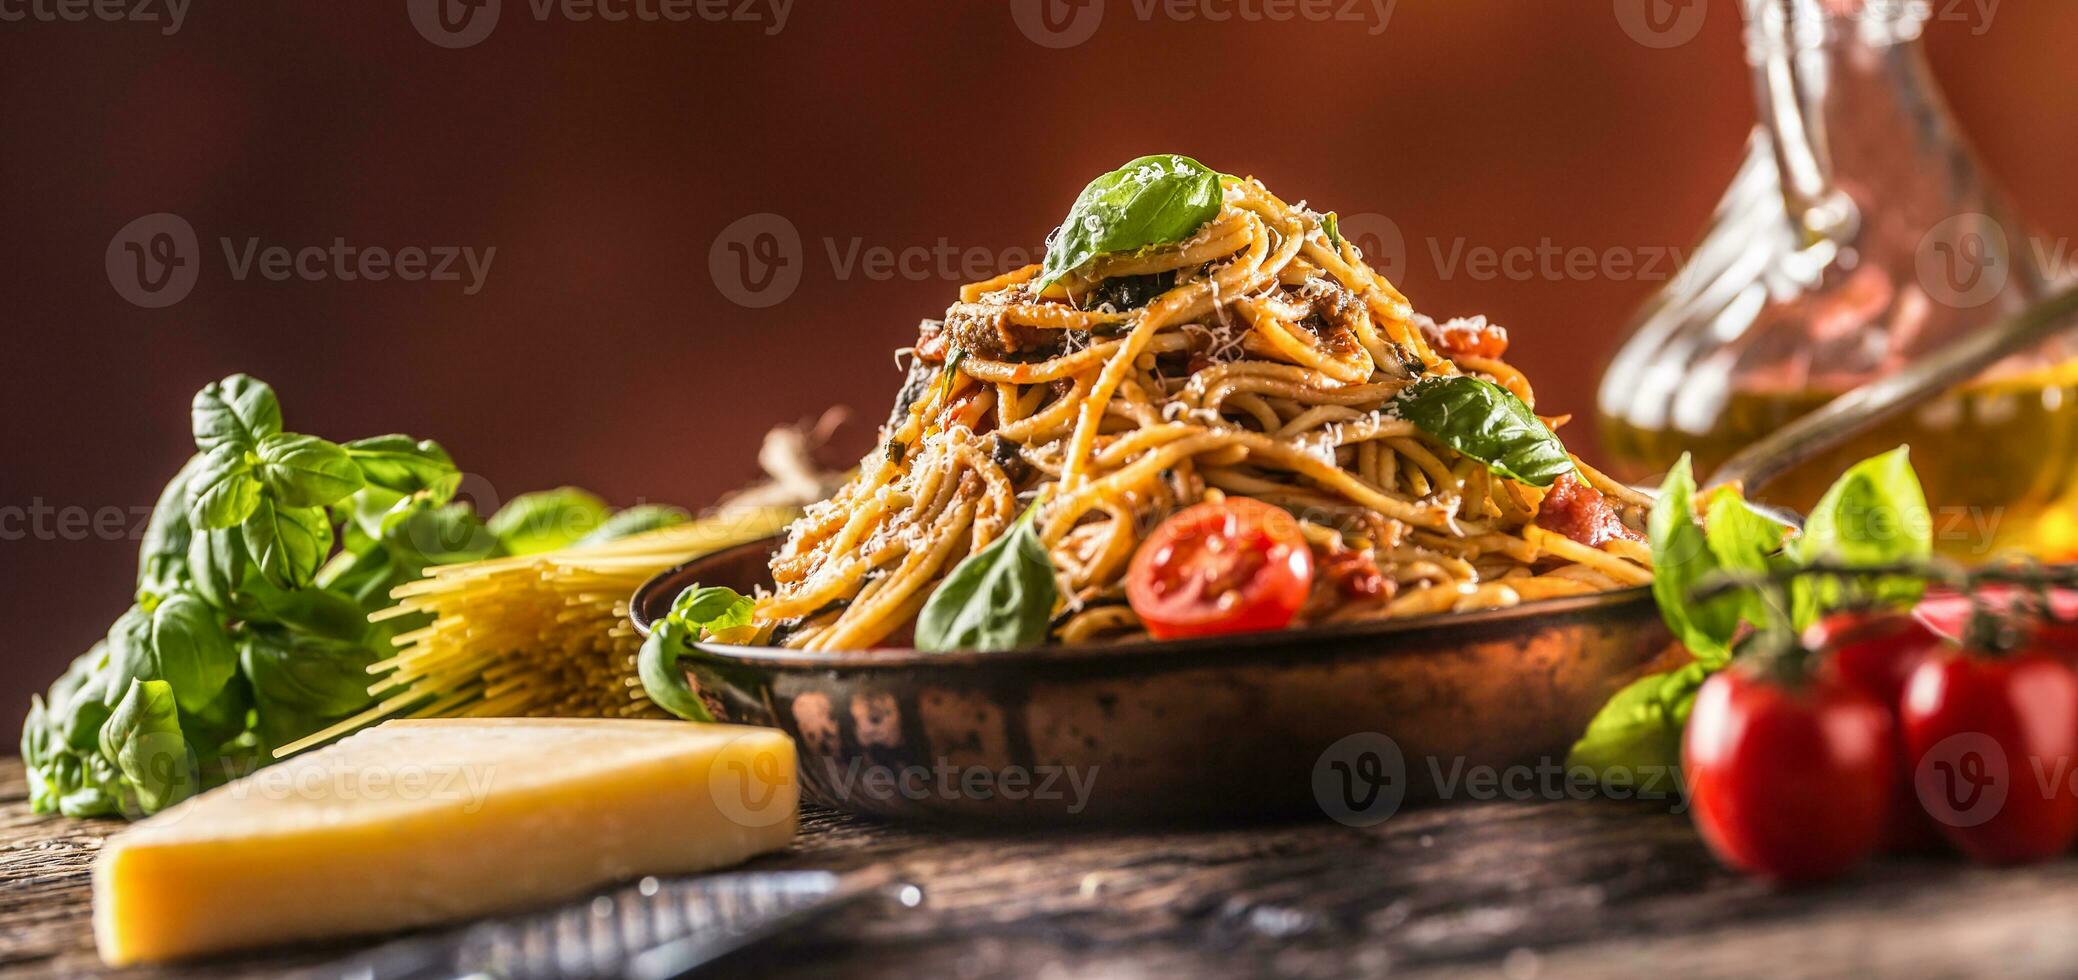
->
4, 1, 2075, 733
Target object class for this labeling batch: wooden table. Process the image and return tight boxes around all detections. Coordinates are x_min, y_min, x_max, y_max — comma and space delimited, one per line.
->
6, 757, 2078, 979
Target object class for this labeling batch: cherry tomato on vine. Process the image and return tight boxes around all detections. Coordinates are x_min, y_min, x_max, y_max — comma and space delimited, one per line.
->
1810, 611, 1943, 708
1901, 647, 2078, 864
1684, 664, 1897, 883
1126, 498, 1314, 640
1807, 611, 1947, 852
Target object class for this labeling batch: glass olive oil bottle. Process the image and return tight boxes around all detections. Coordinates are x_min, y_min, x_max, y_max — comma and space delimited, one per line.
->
1598, 0, 2078, 559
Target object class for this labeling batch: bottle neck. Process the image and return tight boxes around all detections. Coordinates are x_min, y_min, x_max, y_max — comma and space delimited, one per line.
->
1742, 0, 1940, 245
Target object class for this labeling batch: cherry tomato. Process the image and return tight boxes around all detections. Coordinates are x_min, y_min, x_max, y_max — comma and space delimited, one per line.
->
1917, 587, 2078, 667
1901, 647, 2078, 864
1807, 611, 1947, 852
1127, 498, 1314, 640
1684, 664, 1897, 883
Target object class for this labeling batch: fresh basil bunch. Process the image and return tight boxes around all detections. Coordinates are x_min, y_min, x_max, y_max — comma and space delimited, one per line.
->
20, 374, 678, 820
1566, 447, 1931, 790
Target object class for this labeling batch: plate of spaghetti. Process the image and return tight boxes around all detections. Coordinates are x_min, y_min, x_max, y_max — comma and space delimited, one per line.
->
634, 155, 1675, 821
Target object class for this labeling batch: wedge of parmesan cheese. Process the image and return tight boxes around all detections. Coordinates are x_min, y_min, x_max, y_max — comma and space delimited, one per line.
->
93, 718, 798, 966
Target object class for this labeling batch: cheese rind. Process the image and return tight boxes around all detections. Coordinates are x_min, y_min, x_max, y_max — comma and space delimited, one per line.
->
93, 718, 798, 966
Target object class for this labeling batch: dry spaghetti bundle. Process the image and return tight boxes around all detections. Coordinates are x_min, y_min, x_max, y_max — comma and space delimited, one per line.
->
270, 510, 793, 756
754, 157, 1654, 650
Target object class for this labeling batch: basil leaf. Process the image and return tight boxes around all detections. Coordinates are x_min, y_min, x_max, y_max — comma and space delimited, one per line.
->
1647, 455, 1739, 666
574, 504, 692, 547
103, 604, 158, 707
187, 444, 263, 529
639, 621, 715, 723
1320, 211, 1342, 247
242, 499, 333, 590
1037, 154, 1224, 292
148, 592, 237, 713
639, 585, 758, 722
58, 672, 114, 751
1793, 446, 1932, 608
1700, 486, 1791, 633
1393, 376, 1576, 487
185, 526, 248, 611
191, 374, 282, 452
99, 679, 196, 815
254, 432, 364, 508
486, 487, 611, 555
58, 753, 126, 818
670, 585, 757, 633
240, 630, 380, 745
383, 499, 501, 568
138, 454, 204, 598
1564, 661, 1710, 795
917, 502, 1059, 652
21, 696, 53, 771
344, 435, 460, 501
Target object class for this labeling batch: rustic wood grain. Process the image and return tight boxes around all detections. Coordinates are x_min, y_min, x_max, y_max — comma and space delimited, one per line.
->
4, 757, 2076, 978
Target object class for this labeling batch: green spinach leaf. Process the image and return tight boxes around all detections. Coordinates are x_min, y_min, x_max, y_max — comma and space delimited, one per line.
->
1392, 376, 1576, 487
191, 374, 282, 452
1037, 154, 1223, 293
917, 501, 1059, 652
254, 433, 364, 508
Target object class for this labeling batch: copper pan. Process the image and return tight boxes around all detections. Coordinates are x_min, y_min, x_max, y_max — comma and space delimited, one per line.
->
633, 287, 2078, 823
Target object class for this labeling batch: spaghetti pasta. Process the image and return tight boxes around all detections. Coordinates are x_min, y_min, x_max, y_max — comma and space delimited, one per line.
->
753, 164, 1651, 648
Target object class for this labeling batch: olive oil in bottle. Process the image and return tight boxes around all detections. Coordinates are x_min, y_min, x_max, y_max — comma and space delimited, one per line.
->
1596, 0, 2078, 559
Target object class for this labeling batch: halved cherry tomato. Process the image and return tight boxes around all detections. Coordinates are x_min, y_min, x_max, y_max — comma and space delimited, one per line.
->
1127, 498, 1314, 640
1901, 647, 2078, 864
1808, 611, 1947, 852
1684, 664, 1897, 883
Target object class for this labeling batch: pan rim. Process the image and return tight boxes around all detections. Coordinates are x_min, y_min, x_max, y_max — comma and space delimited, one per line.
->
631, 536, 1659, 670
